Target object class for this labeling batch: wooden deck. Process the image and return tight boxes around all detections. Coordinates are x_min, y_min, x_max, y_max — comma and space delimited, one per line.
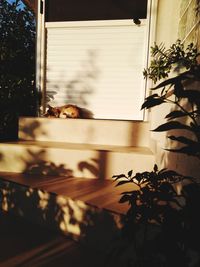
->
0, 173, 135, 266
0, 172, 134, 214
0, 211, 105, 267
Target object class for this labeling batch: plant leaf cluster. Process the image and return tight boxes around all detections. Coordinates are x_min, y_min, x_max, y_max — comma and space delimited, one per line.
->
112, 165, 200, 267
0, 0, 39, 115
113, 165, 191, 225
142, 63, 200, 158
112, 40, 200, 267
0, 0, 39, 139
143, 40, 199, 83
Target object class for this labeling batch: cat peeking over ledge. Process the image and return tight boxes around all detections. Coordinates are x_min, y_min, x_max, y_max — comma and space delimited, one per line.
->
44, 104, 81, 118
43, 104, 93, 119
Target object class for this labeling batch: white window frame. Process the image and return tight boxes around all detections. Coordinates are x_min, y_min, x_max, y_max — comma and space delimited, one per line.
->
36, 0, 158, 120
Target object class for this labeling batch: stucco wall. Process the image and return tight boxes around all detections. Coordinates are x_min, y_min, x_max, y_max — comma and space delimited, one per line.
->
149, 0, 200, 179
149, 0, 180, 152
156, 0, 180, 46
150, 0, 180, 144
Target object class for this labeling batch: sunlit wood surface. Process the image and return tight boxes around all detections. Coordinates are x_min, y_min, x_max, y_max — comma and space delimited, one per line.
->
0, 211, 104, 267
0, 172, 136, 214
0, 173, 136, 266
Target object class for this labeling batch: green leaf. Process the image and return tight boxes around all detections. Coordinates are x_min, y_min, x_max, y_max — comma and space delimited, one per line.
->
153, 121, 192, 132
153, 71, 189, 89
141, 97, 165, 110
154, 164, 158, 172
153, 76, 180, 89
128, 170, 133, 177
145, 93, 160, 99
165, 110, 187, 120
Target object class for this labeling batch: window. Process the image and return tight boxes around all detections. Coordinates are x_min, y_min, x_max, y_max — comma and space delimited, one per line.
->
37, 0, 154, 120
45, 20, 148, 120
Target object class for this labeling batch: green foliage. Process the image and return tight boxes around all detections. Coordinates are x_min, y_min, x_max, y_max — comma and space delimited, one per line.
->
114, 165, 189, 224
0, 0, 37, 113
112, 41, 200, 267
143, 40, 199, 83
0, 0, 38, 139
142, 61, 200, 158
112, 166, 200, 267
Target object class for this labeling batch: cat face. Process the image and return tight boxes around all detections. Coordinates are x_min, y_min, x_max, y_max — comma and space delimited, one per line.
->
44, 105, 80, 118
59, 105, 80, 118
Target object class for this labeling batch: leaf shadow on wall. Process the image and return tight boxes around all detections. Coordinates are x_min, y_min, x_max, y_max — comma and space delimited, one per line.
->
46, 50, 100, 118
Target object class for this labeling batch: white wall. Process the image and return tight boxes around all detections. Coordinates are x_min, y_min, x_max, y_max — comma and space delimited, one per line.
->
150, 0, 200, 179
150, 0, 180, 145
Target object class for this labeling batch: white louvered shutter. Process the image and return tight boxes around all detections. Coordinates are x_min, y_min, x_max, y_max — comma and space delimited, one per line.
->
45, 20, 147, 120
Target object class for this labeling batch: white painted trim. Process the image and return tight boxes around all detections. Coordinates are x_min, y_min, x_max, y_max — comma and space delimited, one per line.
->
45, 19, 146, 28
36, 0, 46, 114
36, 0, 42, 106
143, 0, 158, 121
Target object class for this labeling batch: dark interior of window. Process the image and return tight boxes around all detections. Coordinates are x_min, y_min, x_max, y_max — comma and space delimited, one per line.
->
45, 0, 148, 22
